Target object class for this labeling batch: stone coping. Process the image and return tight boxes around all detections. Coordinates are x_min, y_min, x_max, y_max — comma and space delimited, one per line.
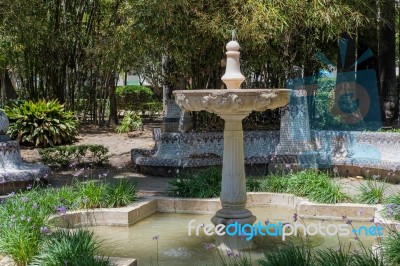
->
53, 192, 384, 228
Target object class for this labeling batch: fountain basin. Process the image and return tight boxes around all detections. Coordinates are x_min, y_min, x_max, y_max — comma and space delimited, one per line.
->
173, 89, 290, 115
52, 194, 388, 266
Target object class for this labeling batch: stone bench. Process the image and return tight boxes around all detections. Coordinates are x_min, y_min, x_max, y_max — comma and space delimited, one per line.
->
131, 129, 400, 179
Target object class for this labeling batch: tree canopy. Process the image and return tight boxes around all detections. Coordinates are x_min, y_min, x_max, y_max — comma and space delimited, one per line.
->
1, 0, 395, 125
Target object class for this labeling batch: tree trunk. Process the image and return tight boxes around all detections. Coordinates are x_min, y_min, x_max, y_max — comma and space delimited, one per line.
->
1, 69, 18, 104
108, 74, 118, 127
379, 0, 398, 126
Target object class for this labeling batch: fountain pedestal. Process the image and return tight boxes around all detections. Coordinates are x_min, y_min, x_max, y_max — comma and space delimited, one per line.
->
211, 114, 255, 226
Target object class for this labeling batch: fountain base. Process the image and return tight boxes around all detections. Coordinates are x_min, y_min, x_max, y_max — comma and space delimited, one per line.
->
212, 211, 257, 250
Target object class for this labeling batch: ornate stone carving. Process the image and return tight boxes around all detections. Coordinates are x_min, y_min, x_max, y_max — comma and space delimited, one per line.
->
174, 89, 290, 116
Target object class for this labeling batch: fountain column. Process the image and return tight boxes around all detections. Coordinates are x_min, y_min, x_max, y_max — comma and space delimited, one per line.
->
211, 114, 256, 225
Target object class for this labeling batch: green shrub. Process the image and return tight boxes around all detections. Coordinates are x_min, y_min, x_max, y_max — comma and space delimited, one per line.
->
382, 230, 400, 265
258, 240, 384, 266
30, 229, 113, 266
168, 167, 222, 198
246, 178, 261, 192
0, 194, 48, 265
116, 85, 154, 113
258, 170, 350, 204
116, 111, 143, 133
143, 101, 163, 118
0, 180, 137, 264
5, 99, 78, 147
39, 144, 109, 166
76, 181, 107, 209
168, 167, 261, 198
357, 179, 387, 204
260, 174, 289, 193
286, 170, 350, 203
258, 241, 314, 266
103, 179, 138, 208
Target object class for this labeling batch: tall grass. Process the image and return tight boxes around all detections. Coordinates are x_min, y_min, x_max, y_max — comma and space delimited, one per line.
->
260, 174, 288, 193
258, 240, 384, 266
382, 230, 400, 265
30, 229, 113, 266
168, 167, 222, 198
168, 167, 261, 198
357, 179, 387, 204
0, 179, 137, 264
260, 170, 351, 204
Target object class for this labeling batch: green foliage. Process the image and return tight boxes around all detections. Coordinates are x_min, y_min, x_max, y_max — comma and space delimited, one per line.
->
30, 229, 113, 266
246, 178, 261, 192
0, 180, 137, 264
384, 194, 400, 221
308, 181, 350, 205
168, 167, 222, 198
258, 240, 384, 266
4, 100, 78, 147
0, 194, 48, 265
168, 167, 261, 198
258, 170, 351, 204
39, 144, 109, 166
103, 179, 138, 208
286, 170, 351, 203
357, 180, 387, 204
116, 85, 155, 113
143, 101, 163, 118
115, 85, 153, 97
116, 111, 143, 133
312, 78, 346, 130
382, 230, 400, 265
193, 109, 281, 132
260, 174, 289, 193
258, 241, 314, 266
76, 181, 107, 209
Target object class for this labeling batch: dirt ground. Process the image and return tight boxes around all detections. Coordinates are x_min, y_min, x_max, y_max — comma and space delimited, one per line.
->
19, 124, 173, 196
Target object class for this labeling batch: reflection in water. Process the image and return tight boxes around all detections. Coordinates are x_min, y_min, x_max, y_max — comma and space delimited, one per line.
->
88, 206, 377, 266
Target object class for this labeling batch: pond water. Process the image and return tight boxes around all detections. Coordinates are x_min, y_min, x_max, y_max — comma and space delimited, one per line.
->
88, 206, 377, 265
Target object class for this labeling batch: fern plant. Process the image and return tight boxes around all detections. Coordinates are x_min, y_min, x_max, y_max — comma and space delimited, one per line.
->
5, 100, 78, 147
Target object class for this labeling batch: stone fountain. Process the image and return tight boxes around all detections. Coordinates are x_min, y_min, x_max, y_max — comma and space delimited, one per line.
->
173, 38, 290, 237
0, 110, 51, 194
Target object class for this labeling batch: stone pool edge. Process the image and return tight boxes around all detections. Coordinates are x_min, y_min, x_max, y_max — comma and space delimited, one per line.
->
53, 192, 394, 227
50, 192, 399, 266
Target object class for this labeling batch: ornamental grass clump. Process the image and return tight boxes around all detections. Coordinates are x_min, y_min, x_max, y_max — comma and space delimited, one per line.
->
0, 193, 49, 265
286, 170, 350, 203
258, 170, 351, 204
357, 176, 387, 204
30, 229, 113, 266
103, 179, 138, 208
